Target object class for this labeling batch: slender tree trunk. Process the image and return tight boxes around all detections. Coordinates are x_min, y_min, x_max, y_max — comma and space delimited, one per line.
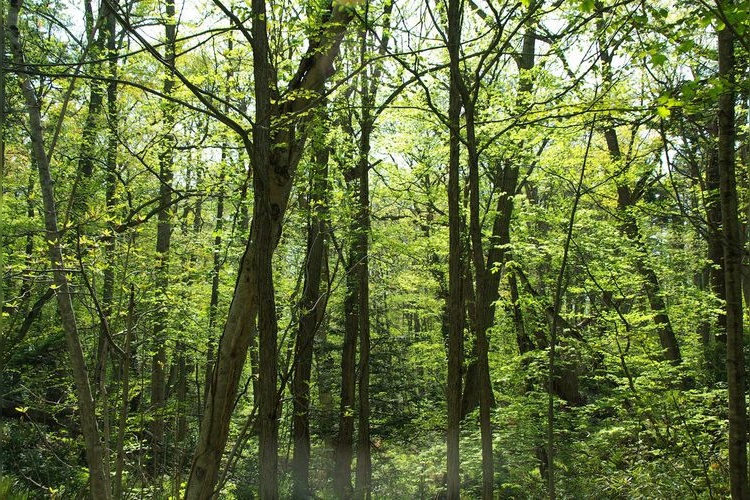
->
184, 4, 355, 497
461, 20, 536, 420
717, 16, 748, 498
114, 287, 134, 500
461, 96, 494, 499
99, 2, 118, 488
446, 0, 464, 496
355, 110, 373, 500
314, 313, 335, 443
291, 127, 330, 499
204, 34, 235, 413
353, 4, 391, 490
205, 162, 225, 404
334, 210, 358, 498
8, 2, 111, 497
596, 12, 681, 365
703, 125, 727, 380
150, 0, 176, 474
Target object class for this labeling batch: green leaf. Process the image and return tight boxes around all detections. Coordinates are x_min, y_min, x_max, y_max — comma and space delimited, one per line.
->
650, 52, 667, 67
656, 106, 671, 118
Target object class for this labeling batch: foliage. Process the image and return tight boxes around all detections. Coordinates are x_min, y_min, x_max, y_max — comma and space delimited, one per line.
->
1, 0, 747, 496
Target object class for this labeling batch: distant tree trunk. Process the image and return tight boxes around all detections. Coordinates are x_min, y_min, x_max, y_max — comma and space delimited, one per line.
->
98, 2, 118, 485
596, 11, 681, 366
703, 124, 727, 380
334, 178, 359, 498
717, 16, 748, 499
114, 288, 134, 500
83, 0, 116, 395
354, 102, 373, 500
354, 5, 391, 494
184, 4, 355, 497
8, 2, 111, 497
77, 0, 109, 186
291, 127, 330, 499
150, 0, 176, 474
314, 313, 336, 443
446, 0, 465, 496
205, 160, 225, 403
205, 36, 234, 413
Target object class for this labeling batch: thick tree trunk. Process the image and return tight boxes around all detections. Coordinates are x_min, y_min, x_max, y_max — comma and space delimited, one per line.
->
8, 2, 111, 497
185, 4, 355, 498
717, 18, 748, 499
248, 0, 280, 497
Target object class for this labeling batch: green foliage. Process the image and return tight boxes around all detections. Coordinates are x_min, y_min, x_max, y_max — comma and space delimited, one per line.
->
1, 0, 745, 496
0, 475, 30, 500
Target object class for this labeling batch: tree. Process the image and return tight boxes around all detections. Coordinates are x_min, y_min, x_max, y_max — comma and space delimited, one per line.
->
716, 4, 747, 495
290, 111, 330, 499
7, 0, 111, 496
185, 2, 358, 497
446, 0, 464, 496
149, 0, 176, 475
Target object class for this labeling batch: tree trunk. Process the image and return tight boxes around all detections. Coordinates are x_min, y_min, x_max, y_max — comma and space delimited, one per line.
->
291, 128, 330, 499
717, 16, 748, 498
184, 3, 355, 498
354, 5, 392, 492
114, 288, 134, 500
703, 124, 727, 380
596, 13, 681, 365
248, 0, 280, 496
8, 2, 111, 497
150, 0, 176, 475
446, 0, 465, 496
334, 205, 359, 499
205, 159, 226, 404
354, 109, 373, 500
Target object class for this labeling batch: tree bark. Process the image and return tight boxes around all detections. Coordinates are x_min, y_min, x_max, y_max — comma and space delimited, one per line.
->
114, 288, 134, 500
8, 2, 111, 497
248, 0, 280, 496
354, 5, 391, 494
354, 97, 373, 500
717, 15, 748, 498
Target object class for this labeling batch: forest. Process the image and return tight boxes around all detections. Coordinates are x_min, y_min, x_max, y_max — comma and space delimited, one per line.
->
1, 0, 750, 497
